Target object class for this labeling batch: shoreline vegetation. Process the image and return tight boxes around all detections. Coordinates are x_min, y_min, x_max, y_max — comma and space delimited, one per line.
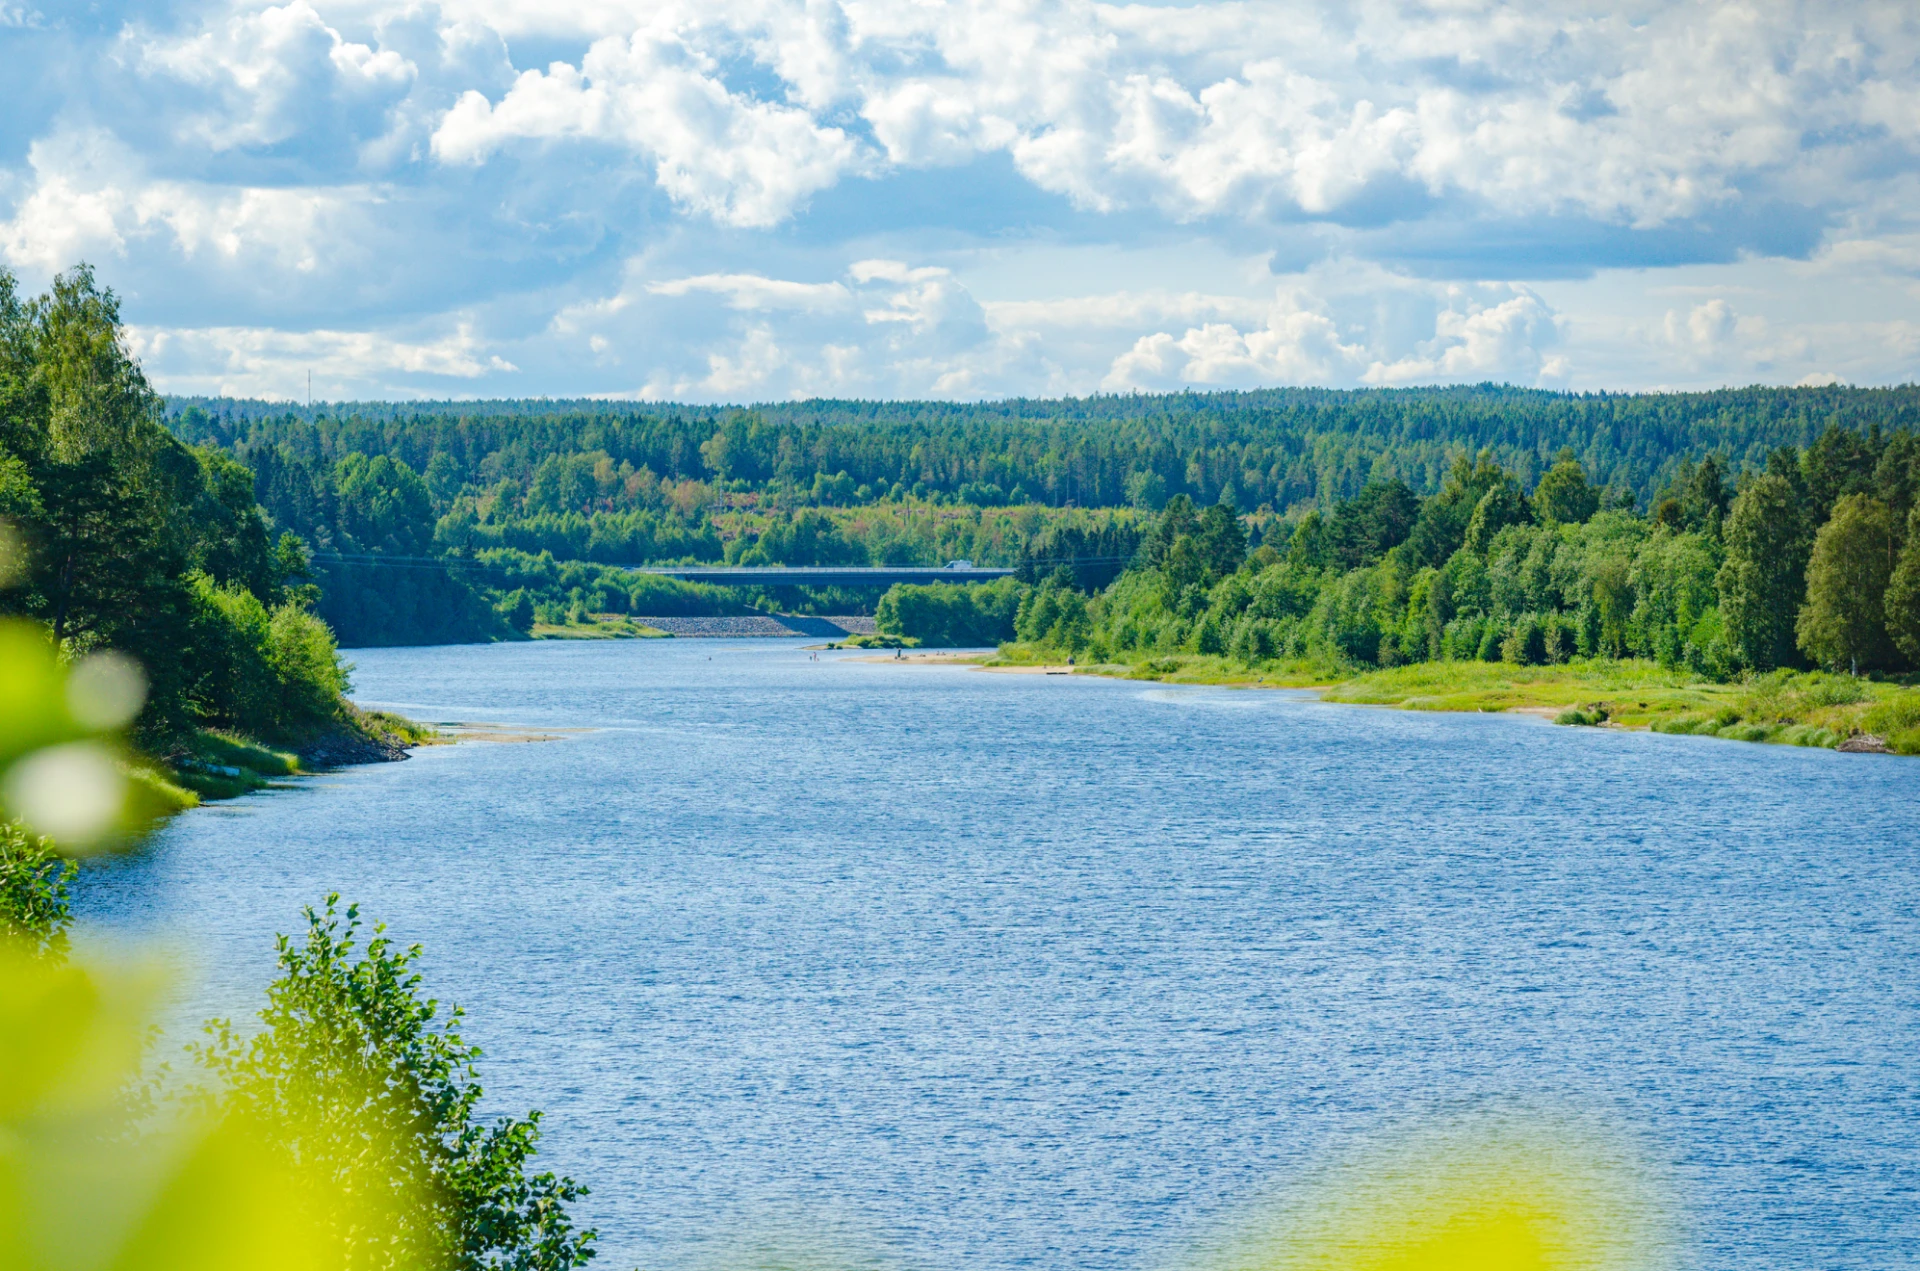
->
978, 647, 1920, 753
0, 265, 437, 827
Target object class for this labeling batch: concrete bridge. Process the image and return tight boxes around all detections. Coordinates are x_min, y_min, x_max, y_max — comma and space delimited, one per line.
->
624, 564, 1017, 588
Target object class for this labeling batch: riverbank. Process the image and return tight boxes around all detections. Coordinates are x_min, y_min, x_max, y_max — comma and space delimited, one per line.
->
156, 706, 439, 806
532, 617, 671, 639
983, 645, 1920, 754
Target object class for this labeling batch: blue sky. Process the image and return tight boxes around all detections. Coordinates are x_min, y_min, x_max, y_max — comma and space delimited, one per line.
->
2, 0, 1916, 401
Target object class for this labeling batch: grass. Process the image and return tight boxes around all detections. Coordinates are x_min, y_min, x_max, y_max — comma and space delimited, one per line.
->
992, 643, 1336, 688
1648, 674, 1920, 753
125, 762, 200, 817
531, 616, 671, 639
158, 706, 445, 804
1323, 659, 1731, 728
991, 644, 1919, 754
828, 632, 916, 650
358, 708, 442, 748
168, 729, 302, 799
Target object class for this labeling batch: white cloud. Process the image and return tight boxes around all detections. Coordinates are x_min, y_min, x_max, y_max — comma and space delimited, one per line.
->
129, 2, 416, 155
646, 273, 852, 311
432, 26, 866, 226
0, 130, 372, 280
1364, 287, 1566, 386
7, 0, 1920, 398
1093, 269, 1566, 391
126, 320, 518, 399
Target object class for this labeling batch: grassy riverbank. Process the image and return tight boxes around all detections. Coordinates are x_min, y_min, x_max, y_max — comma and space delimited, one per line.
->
989, 644, 1920, 753
532, 616, 672, 639
154, 707, 441, 806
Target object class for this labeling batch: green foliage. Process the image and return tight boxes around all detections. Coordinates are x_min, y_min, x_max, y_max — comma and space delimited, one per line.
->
1647, 669, 1912, 750
192, 896, 597, 1271
1015, 445, 1920, 684
170, 384, 1920, 516
0, 265, 355, 745
185, 574, 351, 742
1797, 494, 1898, 672
1887, 505, 1920, 665
1462, 479, 1532, 556
1327, 478, 1417, 569
168, 385, 1920, 647
1717, 472, 1812, 671
876, 577, 1026, 646
1015, 570, 1093, 653
1863, 689, 1920, 753
0, 819, 73, 957
727, 508, 868, 566
1533, 452, 1601, 525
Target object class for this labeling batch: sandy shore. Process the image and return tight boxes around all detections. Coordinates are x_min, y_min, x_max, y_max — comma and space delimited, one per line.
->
437, 721, 594, 744
845, 651, 995, 666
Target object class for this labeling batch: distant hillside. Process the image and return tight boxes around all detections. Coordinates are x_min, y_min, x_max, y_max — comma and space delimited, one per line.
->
167, 383, 1920, 509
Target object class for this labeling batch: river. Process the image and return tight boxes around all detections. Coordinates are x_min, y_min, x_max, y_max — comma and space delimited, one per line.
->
76, 639, 1919, 1270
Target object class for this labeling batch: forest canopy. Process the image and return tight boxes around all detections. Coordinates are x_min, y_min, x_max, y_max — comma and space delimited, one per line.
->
168, 384, 1920, 647
987, 432, 1920, 682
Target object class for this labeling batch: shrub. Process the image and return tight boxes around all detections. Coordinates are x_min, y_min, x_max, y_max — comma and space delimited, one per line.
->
1500, 616, 1545, 665
1864, 690, 1920, 754
877, 577, 1026, 647
191, 897, 597, 1271
186, 575, 349, 742
264, 602, 351, 738
0, 819, 73, 957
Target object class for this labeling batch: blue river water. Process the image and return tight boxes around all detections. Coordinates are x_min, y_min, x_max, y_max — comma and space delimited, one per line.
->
76, 640, 1918, 1270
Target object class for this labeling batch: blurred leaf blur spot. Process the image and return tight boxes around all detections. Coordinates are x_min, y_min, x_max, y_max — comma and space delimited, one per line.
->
3, 741, 126, 848
100, 1115, 337, 1271
66, 652, 147, 731
0, 947, 341, 1271
0, 620, 157, 852
1217, 1118, 1674, 1271
0, 620, 79, 773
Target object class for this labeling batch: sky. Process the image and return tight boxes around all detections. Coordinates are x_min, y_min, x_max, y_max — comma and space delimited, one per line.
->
1, 1, 1917, 403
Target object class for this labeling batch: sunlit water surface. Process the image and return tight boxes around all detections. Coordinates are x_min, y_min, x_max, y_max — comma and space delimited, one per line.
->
77, 641, 1918, 1270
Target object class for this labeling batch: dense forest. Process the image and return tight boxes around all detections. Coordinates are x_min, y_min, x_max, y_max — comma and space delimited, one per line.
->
171, 385, 1920, 647
961, 431, 1920, 683
173, 385, 1920, 510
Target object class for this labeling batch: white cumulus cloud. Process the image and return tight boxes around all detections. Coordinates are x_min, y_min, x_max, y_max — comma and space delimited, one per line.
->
4, 0, 1920, 397
432, 25, 866, 226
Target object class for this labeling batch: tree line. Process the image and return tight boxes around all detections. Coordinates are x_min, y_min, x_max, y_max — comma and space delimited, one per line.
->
990, 426, 1920, 678
173, 383, 1920, 512
170, 384, 1920, 647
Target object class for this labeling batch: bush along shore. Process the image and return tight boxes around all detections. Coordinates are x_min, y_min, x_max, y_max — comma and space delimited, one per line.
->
167, 707, 435, 803
0, 265, 428, 818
